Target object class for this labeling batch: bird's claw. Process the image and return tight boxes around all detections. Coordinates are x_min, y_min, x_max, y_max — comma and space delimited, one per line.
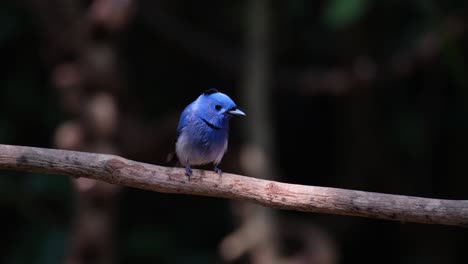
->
214, 166, 222, 175
185, 163, 192, 179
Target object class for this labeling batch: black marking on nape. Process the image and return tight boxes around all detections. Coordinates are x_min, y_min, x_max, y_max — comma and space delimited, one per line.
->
202, 118, 221, 130
203, 88, 219, 95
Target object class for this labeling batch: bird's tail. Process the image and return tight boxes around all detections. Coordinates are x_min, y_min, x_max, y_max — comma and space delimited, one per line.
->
166, 152, 180, 166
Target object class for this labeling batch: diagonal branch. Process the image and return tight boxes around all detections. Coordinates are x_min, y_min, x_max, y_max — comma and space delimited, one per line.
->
0, 144, 467, 227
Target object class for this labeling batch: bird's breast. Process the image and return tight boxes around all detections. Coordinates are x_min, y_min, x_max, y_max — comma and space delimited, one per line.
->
176, 122, 228, 165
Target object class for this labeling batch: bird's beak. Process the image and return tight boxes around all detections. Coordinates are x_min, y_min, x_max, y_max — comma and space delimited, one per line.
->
228, 108, 246, 116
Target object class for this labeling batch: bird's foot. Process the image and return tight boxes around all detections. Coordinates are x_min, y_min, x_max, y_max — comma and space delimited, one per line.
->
214, 165, 222, 175
185, 163, 192, 179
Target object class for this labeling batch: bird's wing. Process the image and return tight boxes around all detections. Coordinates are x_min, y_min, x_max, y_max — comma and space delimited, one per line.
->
175, 103, 193, 142
168, 103, 193, 165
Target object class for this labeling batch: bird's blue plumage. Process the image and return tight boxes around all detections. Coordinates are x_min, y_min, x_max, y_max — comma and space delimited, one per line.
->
175, 89, 245, 176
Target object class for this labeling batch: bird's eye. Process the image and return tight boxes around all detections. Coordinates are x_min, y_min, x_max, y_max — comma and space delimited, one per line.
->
215, 104, 222, 111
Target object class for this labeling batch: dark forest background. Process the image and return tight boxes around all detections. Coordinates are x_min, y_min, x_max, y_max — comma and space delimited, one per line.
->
1, 0, 468, 263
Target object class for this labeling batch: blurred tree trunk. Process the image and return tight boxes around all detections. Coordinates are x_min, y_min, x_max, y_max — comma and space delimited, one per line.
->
27, 1, 135, 263
220, 0, 279, 263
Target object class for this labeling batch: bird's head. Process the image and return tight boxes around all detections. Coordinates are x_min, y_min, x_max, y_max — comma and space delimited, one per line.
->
195, 89, 245, 129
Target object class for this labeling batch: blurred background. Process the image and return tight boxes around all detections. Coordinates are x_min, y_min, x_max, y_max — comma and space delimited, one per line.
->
1, 0, 468, 263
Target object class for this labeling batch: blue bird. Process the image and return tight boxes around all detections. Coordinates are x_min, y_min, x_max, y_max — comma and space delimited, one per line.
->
174, 89, 245, 177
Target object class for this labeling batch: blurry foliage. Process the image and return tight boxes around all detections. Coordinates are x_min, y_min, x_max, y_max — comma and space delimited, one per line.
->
0, 3, 61, 147
1, 0, 468, 263
323, 0, 370, 29
0, 2, 70, 264
0, 172, 72, 264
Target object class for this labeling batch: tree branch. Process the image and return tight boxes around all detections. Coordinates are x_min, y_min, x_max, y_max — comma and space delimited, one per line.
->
0, 144, 467, 227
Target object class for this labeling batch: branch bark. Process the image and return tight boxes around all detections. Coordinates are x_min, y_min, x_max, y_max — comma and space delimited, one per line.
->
0, 144, 467, 227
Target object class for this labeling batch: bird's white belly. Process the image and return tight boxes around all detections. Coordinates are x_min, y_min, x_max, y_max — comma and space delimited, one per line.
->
176, 133, 227, 166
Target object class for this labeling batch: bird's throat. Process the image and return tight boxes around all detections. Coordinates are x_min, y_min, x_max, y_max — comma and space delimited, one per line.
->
201, 118, 222, 130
